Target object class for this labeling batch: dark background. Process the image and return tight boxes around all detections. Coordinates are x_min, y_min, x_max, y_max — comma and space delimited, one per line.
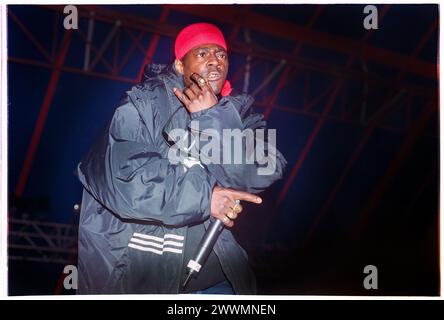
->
7, 4, 439, 295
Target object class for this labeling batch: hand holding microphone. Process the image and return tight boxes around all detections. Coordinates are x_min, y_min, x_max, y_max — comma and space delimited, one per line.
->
182, 187, 262, 289
210, 186, 262, 227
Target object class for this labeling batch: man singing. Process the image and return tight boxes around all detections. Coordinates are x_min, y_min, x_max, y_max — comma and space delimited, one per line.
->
76, 22, 286, 294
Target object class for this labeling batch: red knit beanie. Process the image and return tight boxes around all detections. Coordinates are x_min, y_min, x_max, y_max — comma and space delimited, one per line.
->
175, 22, 227, 60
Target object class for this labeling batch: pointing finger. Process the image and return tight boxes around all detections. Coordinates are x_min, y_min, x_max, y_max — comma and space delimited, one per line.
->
229, 190, 262, 204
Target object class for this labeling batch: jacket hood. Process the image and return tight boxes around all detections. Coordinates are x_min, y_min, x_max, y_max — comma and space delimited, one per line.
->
142, 63, 184, 88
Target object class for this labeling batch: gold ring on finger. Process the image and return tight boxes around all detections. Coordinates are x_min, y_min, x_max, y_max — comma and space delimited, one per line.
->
222, 216, 230, 224
227, 211, 236, 220
198, 78, 206, 86
232, 200, 240, 212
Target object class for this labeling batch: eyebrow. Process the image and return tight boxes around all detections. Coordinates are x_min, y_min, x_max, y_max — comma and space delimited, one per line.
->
194, 47, 226, 53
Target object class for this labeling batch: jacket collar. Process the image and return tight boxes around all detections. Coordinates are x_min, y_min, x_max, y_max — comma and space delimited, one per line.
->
157, 64, 186, 110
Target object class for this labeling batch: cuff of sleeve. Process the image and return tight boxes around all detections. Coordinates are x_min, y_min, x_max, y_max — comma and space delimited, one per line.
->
186, 164, 218, 219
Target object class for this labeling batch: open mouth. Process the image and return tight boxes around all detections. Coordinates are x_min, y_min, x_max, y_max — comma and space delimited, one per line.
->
206, 71, 222, 82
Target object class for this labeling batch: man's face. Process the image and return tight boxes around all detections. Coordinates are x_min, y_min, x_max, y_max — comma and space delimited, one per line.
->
176, 43, 229, 95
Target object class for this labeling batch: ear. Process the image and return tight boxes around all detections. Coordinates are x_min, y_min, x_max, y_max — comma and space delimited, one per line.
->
174, 59, 184, 75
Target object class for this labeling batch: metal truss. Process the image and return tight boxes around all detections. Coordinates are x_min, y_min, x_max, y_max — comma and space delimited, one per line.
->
9, 5, 435, 124
8, 5, 436, 125
7, 4, 438, 249
9, 219, 77, 265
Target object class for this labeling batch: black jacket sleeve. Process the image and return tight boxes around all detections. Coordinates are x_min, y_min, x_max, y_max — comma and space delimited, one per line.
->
77, 100, 217, 227
187, 94, 287, 193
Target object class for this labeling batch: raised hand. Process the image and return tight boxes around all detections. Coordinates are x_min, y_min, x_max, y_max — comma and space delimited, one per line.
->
173, 73, 218, 113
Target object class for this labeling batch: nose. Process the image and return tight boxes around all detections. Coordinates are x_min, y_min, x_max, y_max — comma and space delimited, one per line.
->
206, 51, 219, 67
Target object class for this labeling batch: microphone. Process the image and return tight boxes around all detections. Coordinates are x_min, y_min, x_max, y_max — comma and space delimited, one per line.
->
182, 199, 240, 289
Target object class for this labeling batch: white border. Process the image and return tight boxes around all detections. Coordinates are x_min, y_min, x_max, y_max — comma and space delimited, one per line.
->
0, 0, 442, 301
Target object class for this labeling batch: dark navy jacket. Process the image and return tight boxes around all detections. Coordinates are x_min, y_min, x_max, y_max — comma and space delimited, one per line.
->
76, 64, 287, 294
